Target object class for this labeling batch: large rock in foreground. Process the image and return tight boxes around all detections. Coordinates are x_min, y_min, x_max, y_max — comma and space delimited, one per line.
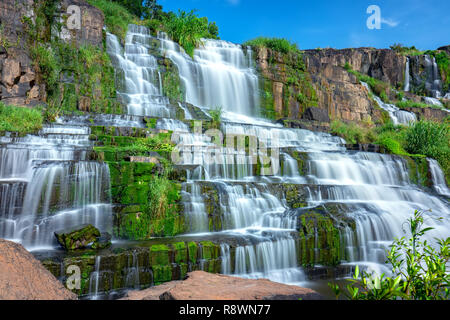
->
122, 271, 323, 300
0, 239, 77, 300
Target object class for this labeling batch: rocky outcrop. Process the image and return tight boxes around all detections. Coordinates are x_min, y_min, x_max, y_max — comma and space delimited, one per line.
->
304, 48, 406, 87
122, 271, 323, 300
0, 239, 77, 300
0, 0, 41, 106
305, 61, 382, 122
0, 0, 105, 107
56, 0, 104, 47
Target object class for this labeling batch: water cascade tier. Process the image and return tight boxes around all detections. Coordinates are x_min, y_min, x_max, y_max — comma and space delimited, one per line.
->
0, 124, 113, 250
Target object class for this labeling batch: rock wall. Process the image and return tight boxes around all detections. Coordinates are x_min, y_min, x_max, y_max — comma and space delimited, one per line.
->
0, 0, 41, 106
0, 0, 105, 107
304, 48, 406, 87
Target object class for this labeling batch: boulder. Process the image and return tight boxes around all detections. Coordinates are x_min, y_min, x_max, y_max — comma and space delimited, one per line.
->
54, 224, 101, 251
0, 239, 77, 300
122, 271, 323, 300
302, 107, 330, 122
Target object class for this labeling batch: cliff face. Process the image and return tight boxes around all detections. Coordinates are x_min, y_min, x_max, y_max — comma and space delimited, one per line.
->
0, 0, 104, 106
304, 48, 407, 87
254, 46, 449, 124
0, 0, 39, 106
304, 55, 383, 122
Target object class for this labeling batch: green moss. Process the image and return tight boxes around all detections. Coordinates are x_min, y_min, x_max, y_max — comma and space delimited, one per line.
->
297, 212, 342, 267
152, 265, 173, 284
188, 242, 198, 264
150, 244, 170, 265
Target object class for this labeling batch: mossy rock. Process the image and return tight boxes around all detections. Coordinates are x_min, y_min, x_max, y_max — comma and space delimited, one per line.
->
54, 224, 101, 251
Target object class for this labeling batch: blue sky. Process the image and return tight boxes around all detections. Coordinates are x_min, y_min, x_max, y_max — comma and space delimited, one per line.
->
159, 0, 449, 50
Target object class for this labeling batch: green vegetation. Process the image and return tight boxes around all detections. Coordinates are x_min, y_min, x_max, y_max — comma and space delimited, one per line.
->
404, 120, 449, 180
208, 106, 223, 129
30, 41, 121, 114
243, 37, 301, 55
396, 100, 443, 110
344, 63, 390, 103
329, 210, 449, 300
87, 0, 139, 40
161, 10, 219, 58
22, 1, 122, 115
390, 43, 424, 56
0, 103, 43, 134
330, 120, 377, 144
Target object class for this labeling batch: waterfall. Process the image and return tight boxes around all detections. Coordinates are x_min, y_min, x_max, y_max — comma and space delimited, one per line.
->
404, 57, 410, 92
361, 81, 417, 125
106, 25, 171, 117
157, 31, 260, 116
0, 124, 112, 249
97, 24, 450, 292
428, 158, 450, 197
424, 55, 443, 99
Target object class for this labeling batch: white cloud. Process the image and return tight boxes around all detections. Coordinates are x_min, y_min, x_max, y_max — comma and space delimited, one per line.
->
381, 17, 399, 27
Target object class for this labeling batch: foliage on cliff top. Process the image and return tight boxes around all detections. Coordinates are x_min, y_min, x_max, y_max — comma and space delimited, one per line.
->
161, 9, 219, 58
243, 37, 301, 55
0, 102, 43, 134
390, 44, 425, 56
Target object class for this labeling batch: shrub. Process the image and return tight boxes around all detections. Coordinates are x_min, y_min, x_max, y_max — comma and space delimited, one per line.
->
405, 121, 450, 182
243, 37, 300, 55
0, 103, 43, 134
162, 10, 219, 58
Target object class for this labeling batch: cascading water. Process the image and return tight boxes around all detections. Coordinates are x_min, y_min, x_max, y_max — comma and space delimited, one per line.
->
404, 57, 410, 92
0, 123, 113, 249
428, 158, 450, 197
102, 24, 450, 292
158, 31, 259, 116
106, 25, 171, 117
361, 82, 417, 125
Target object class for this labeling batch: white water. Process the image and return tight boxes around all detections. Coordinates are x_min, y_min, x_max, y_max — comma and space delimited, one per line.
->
404, 57, 410, 92
0, 124, 112, 249
373, 93, 417, 125
158, 31, 259, 116
106, 25, 171, 117
428, 158, 450, 197
104, 25, 450, 290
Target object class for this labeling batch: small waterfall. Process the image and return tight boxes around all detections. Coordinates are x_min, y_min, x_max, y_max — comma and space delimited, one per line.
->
106, 26, 171, 117
373, 93, 417, 125
428, 158, 450, 197
404, 57, 410, 92
89, 256, 102, 300
424, 55, 443, 99
0, 124, 112, 249
158, 31, 260, 116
